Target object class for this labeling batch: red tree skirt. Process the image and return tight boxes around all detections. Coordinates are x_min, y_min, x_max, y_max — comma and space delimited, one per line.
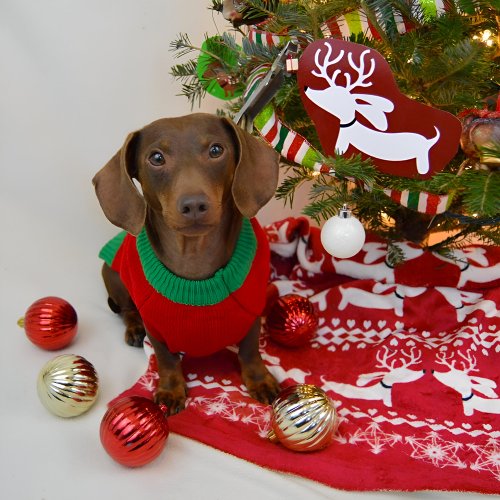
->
111, 218, 500, 493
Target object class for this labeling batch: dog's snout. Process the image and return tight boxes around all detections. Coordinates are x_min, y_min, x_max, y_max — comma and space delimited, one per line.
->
178, 194, 210, 220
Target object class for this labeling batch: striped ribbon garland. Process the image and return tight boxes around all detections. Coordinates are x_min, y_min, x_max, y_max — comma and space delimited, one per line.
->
247, 27, 290, 48
383, 188, 450, 214
249, 1, 448, 44
254, 103, 327, 172
321, 10, 385, 40
321, 2, 447, 39
244, 64, 326, 172
245, 22, 451, 215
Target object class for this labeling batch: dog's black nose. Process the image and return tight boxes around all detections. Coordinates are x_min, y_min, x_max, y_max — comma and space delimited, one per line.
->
178, 194, 210, 220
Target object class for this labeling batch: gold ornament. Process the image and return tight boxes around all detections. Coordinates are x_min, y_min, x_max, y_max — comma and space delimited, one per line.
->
268, 384, 338, 452
37, 354, 99, 418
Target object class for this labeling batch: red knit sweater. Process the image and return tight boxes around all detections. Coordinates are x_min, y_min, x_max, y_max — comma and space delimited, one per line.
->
99, 218, 270, 357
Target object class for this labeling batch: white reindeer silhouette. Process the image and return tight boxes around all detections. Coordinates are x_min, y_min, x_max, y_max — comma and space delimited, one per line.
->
304, 42, 440, 175
321, 346, 425, 407
434, 351, 500, 416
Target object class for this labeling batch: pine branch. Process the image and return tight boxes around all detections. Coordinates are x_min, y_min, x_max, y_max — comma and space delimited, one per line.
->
242, 0, 309, 31
386, 242, 406, 267
170, 33, 227, 65
170, 59, 198, 78
424, 40, 482, 90
303, 198, 343, 223
275, 167, 312, 207
303, 175, 351, 224
461, 170, 500, 216
179, 81, 208, 109
210, 0, 223, 13
241, 37, 277, 61
479, 144, 500, 164
324, 154, 379, 185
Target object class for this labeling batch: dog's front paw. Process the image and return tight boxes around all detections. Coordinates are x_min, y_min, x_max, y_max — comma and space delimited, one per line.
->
122, 310, 146, 347
154, 383, 188, 416
124, 325, 146, 347
242, 368, 281, 406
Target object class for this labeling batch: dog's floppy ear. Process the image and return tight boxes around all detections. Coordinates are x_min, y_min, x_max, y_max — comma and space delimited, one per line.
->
92, 131, 146, 236
224, 118, 280, 218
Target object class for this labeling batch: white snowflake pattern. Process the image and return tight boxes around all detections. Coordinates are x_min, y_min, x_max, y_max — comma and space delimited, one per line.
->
137, 370, 159, 393
188, 392, 272, 438
468, 438, 500, 480
349, 422, 402, 454
405, 432, 467, 469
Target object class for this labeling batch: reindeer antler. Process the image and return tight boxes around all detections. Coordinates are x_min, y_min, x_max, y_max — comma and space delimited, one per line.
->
457, 350, 478, 373
344, 50, 375, 91
312, 43, 344, 86
436, 350, 456, 369
399, 347, 422, 368
375, 346, 398, 370
376, 345, 422, 370
436, 350, 478, 373
311, 44, 376, 93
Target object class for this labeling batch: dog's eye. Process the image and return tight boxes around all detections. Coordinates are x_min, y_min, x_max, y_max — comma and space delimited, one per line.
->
149, 151, 165, 166
209, 144, 224, 158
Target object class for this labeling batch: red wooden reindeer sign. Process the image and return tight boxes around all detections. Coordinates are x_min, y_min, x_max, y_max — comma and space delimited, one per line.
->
299, 39, 462, 178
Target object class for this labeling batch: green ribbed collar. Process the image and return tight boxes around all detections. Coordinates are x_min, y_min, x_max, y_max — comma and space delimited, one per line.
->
136, 218, 257, 306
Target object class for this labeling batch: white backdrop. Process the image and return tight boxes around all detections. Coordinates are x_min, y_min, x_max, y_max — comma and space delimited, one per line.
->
0, 1, 485, 499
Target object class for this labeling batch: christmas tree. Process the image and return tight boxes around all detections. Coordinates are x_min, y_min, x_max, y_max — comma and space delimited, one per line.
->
170, 0, 499, 263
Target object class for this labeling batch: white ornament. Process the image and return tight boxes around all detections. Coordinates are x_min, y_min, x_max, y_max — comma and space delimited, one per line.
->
320, 206, 366, 258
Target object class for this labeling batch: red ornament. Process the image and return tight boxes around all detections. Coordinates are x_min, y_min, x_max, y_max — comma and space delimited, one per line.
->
18, 296, 78, 350
298, 39, 462, 179
100, 396, 169, 467
266, 294, 318, 347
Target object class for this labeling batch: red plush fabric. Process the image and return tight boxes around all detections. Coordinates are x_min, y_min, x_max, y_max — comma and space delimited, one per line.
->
109, 218, 269, 356
110, 218, 500, 493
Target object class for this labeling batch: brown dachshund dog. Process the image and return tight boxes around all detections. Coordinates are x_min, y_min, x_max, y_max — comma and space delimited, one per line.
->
93, 113, 281, 415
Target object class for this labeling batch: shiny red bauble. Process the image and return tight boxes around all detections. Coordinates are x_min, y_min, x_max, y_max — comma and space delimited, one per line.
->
265, 294, 319, 348
18, 296, 78, 350
100, 396, 169, 467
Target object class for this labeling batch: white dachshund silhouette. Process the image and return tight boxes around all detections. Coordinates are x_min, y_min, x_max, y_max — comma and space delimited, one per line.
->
304, 42, 440, 175
435, 287, 499, 322
338, 283, 426, 317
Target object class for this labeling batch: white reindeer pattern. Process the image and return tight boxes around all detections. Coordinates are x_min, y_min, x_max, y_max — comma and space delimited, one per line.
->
433, 351, 500, 416
304, 42, 440, 175
321, 346, 425, 407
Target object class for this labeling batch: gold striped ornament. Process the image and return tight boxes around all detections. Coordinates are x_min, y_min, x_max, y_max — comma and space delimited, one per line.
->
268, 384, 338, 452
37, 354, 99, 417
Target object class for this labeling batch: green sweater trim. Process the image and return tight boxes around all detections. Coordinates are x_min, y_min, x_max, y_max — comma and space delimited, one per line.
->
136, 218, 257, 306
99, 231, 127, 266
